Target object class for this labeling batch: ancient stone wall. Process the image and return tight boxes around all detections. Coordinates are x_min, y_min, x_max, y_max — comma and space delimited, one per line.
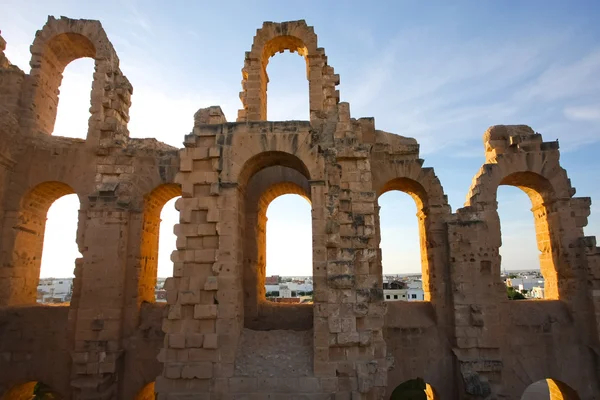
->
0, 17, 599, 400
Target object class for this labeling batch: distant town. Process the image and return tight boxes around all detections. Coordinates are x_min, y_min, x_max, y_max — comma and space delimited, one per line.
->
36, 269, 545, 304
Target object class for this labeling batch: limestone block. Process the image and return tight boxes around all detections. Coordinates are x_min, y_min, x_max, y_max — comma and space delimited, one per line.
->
168, 334, 186, 349
181, 362, 213, 379
186, 333, 204, 348
165, 363, 183, 379
336, 332, 359, 347
328, 317, 341, 333
203, 333, 218, 349
204, 276, 218, 291
168, 304, 182, 320
194, 305, 218, 319
179, 290, 200, 305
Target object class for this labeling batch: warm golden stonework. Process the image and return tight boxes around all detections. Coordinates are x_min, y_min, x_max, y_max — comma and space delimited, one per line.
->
0, 17, 599, 400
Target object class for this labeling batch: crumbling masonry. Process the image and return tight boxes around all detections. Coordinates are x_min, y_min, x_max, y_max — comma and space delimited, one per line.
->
0, 17, 599, 400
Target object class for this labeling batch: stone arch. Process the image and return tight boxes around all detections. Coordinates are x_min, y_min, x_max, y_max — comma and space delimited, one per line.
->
134, 382, 155, 400
521, 378, 580, 400
465, 156, 572, 210
21, 16, 131, 145
465, 157, 572, 300
138, 183, 182, 304
371, 160, 451, 307
237, 20, 340, 123
1, 381, 63, 400
236, 150, 314, 191
241, 158, 314, 330
390, 378, 439, 399
0, 181, 79, 305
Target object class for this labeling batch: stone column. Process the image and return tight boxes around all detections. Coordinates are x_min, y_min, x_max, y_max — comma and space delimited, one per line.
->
447, 207, 506, 398
70, 209, 131, 400
155, 109, 236, 399
314, 138, 387, 398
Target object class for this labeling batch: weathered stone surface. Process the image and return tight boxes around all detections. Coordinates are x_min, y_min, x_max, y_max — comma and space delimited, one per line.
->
0, 16, 598, 400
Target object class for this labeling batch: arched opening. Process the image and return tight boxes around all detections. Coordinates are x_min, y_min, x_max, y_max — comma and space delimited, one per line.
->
265, 50, 309, 121
52, 57, 95, 138
379, 190, 424, 302
265, 193, 312, 303
139, 184, 181, 304
2, 381, 62, 399
135, 382, 155, 400
240, 151, 314, 331
29, 32, 97, 136
521, 379, 579, 400
390, 378, 438, 399
378, 178, 430, 302
498, 172, 557, 300
2, 182, 78, 305
38, 193, 81, 304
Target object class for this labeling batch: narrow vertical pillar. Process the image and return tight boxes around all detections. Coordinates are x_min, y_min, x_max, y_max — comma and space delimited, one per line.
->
70, 210, 131, 399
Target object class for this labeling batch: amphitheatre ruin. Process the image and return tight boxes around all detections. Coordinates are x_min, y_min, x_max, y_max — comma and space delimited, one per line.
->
0, 15, 599, 400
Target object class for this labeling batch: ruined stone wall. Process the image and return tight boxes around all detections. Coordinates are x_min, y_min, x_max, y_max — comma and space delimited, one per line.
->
0, 17, 179, 400
0, 17, 599, 400
0, 306, 71, 397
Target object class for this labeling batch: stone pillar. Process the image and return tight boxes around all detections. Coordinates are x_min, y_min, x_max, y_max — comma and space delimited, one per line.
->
155, 109, 233, 398
418, 206, 451, 324
447, 207, 505, 398
314, 131, 387, 398
70, 209, 131, 399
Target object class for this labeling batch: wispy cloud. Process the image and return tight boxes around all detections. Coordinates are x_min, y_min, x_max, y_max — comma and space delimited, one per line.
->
341, 24, 600, 156
518, 50, 600, 102
564, 104, 600, 121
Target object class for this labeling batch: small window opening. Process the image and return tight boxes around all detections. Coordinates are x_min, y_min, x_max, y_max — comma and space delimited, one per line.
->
53, 58, 95, 138
266, 52, 309, 121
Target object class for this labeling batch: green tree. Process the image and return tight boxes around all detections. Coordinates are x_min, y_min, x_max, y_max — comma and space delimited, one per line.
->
390, 378, 427, 399
33, 382, 58, 399
507, 286, 525, 300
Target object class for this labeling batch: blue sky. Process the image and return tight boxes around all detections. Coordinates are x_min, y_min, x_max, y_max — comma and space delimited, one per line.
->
1, 0, 599, 278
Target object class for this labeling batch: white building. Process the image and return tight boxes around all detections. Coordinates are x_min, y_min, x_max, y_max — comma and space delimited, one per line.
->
264, 281, 313, 298
506, 277, 545, 298
530, 286, 545, 299
384, 289, 407, 301
279, 285, 292, 298
37, 278, 72, 303
384, 287, 424, 302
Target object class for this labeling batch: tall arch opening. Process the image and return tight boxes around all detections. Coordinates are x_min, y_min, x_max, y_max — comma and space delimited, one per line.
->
52, 57, 95, 138
38, 192, 81, 304
379, 190, 424, 301
139, 184, 181, 304
1, 182, 79, 306
265, 193, 312, 302
240, 152, 314, 331
521, 379, 579, 400
498, 172, 558, 300
265, 51, 309, 121
1, 381, 62, 399
378, 178, 430, 302
237, 21, 339, 123
28, 32, 97, 136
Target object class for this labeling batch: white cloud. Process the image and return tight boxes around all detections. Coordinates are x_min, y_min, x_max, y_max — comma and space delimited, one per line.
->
519, 50, 600, 102
564, 104, 600, 121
